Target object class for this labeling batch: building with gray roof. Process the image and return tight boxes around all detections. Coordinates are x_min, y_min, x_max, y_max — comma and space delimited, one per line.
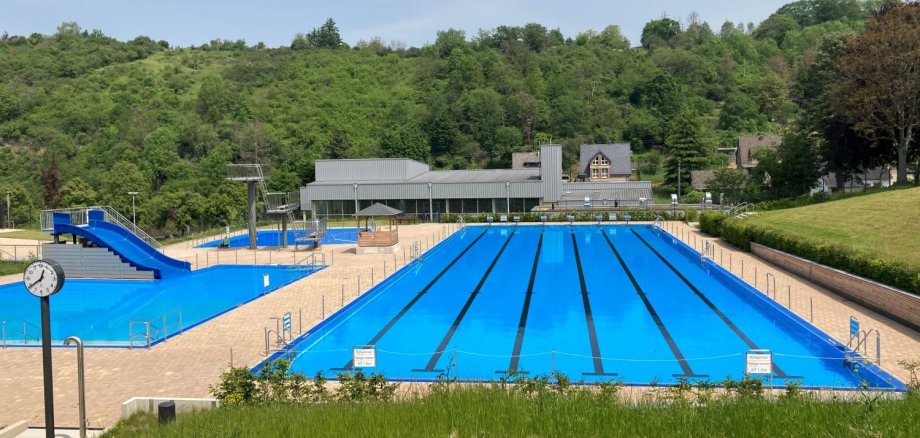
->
300, 145, 652, 219
579, 144, 632, 181
736, 135, 782, 172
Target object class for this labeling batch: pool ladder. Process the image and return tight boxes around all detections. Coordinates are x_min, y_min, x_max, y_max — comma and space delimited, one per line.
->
1, 318, 40, 348
847, 326, 882, 366
700, 240, 714, 262
128, 309, 184, 348
289, 252, 326, 271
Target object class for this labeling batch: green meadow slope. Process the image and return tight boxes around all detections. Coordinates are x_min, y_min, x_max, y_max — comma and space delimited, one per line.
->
747, 187, 920, 265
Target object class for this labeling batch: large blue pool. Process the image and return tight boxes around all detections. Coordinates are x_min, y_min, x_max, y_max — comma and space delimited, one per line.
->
0, 265, 320, 346
196, 228, 359, 248
267, 225, 902, 390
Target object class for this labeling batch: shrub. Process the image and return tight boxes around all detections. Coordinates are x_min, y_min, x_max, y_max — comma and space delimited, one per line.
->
210, 359, 335, 405
699, 211, 726, 236
683, 208, 698, 223
683, 190, 704, 204
335, 371, 398, 402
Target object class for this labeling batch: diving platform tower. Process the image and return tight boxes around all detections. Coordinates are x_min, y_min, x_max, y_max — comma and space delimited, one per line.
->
227, 164, 305, 250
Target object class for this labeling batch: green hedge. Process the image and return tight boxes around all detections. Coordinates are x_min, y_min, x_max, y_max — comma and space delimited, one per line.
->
698, 214, 920, 295
441, 210, 684, 224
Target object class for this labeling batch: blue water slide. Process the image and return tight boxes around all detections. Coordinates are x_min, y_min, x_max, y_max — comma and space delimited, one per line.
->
52, 211, 190, 279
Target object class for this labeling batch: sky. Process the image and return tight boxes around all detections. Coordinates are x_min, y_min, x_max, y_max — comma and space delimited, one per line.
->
2, 0, 791, 48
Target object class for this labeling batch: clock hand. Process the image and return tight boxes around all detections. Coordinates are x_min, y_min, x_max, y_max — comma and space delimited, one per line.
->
27, 270, 46, 290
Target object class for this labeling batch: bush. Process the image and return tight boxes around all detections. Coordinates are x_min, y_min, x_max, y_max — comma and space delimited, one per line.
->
683, 190, 704, 204
683, 208, 698, 223
699, 211, 726, 236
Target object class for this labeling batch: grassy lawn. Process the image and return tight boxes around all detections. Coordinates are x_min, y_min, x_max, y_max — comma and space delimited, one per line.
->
0, 230, 52, 241
102, 387, 919, 437
746, 186, 920, 265
0, 260, 28, 275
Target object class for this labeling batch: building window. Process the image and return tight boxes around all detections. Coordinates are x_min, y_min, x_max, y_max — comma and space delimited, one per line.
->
600, 168, 609, 179
591, 168, 599, 178
592, 154, 609, 166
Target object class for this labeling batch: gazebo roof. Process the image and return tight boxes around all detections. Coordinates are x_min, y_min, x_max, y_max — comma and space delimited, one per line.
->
356, 203, 403, 217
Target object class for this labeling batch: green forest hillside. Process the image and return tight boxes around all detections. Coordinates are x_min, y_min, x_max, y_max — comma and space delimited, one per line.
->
0, 1, 888, 234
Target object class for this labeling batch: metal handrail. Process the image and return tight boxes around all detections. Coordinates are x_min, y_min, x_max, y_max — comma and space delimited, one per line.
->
40, 206, 163, 250
2, 318, 41, 347
765, 273, 776, 298
289, 252, 326, 271
128, 309, 183, 348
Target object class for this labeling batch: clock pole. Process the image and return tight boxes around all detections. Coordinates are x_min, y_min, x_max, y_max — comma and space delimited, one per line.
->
40, 294, 55, 437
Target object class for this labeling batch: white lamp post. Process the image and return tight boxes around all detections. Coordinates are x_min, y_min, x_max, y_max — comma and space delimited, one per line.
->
127, 191, 138, 233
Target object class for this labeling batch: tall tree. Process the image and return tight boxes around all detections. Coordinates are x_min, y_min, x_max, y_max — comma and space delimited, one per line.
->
664, 109, 709, 195
832, 2, 920, 184
41, 156, 61, 208
305, 18, 344, 49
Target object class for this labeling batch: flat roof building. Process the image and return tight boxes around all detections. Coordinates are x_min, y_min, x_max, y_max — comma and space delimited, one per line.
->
300, 145, 652, 219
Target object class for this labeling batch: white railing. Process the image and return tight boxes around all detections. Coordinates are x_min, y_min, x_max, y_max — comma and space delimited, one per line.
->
40, 206, 163, 250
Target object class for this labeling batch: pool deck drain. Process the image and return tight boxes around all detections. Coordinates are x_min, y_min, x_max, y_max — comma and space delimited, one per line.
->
0, 221, 917, 428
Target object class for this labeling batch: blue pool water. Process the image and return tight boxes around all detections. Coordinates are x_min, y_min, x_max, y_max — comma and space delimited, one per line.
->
270, 225, 902, 390
196, 228, 359, 248
0, 265, 320, 346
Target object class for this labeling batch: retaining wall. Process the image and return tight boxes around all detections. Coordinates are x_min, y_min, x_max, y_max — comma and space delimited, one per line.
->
751, 243, 920, 332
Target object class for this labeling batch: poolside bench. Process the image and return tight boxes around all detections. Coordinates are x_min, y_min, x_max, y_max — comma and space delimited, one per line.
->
395, 215, 418, 224
499, 215, 508, 223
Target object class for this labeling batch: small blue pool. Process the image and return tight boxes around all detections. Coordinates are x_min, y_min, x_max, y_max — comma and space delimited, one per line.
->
0, 265, 320, 346
196, 228, 360, 248
264, 225, 903, 390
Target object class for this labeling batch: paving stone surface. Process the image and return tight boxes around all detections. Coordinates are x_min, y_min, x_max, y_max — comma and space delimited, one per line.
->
0, 221, 917, 428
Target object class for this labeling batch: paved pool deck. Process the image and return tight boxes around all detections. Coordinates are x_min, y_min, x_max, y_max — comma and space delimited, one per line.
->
0, 221, 917, 429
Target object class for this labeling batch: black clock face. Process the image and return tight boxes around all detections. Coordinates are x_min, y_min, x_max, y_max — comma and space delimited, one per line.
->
23, 260, 64, 297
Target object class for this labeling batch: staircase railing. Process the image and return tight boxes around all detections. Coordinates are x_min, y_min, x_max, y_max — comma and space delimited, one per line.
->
40, 206, 163, 250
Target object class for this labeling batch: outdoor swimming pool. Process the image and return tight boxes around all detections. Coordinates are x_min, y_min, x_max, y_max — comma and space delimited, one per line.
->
196, 228, 359, 248
0, 265, 320, 346
269, 225, 902, 390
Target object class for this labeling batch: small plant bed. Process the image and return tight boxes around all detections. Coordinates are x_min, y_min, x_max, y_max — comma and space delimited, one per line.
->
101, 360, 920, 437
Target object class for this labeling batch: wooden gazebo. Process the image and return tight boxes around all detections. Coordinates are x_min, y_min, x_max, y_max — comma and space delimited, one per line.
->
356, 203, 401, 253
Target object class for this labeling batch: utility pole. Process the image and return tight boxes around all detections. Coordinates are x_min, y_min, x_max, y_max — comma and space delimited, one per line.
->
677, 159, 682, 201
5, 188, 10, 229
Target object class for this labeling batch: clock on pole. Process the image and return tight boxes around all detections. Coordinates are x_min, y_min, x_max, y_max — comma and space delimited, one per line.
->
24, 259, 66, 298
23, 258, 66, 438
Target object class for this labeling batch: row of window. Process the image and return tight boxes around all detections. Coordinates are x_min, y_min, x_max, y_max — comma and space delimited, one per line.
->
312, 198, 542, 218
590, 168, 610, 179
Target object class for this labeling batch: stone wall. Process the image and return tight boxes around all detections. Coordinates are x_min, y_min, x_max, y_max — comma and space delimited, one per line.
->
751, 243, 920, 332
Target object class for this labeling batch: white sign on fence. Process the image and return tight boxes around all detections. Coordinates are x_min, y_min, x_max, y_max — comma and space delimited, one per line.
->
353, 346, 376, 368
746, 349, 772, 375
263, 274, 270, 287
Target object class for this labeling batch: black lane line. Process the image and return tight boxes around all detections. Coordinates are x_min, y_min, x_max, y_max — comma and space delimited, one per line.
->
570, 229, 616, 377
600, 230, 703, 378
416, 229, 518, 372
334, 227, 488, 370
503, 229, 544, 374
630, 228, 791, 378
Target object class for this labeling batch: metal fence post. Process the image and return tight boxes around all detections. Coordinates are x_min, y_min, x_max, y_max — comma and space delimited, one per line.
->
810, 297, 813, 322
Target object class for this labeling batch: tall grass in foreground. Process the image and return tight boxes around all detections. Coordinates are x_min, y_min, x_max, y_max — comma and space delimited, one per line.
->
103, 386, 918, 438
